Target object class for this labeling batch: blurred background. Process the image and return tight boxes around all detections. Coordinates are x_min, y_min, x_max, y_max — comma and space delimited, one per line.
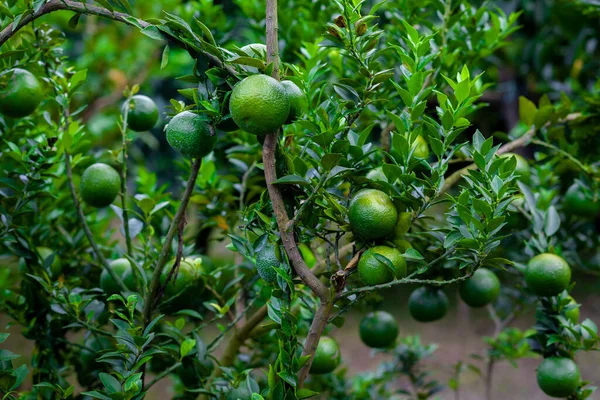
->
2, 0, 600, 398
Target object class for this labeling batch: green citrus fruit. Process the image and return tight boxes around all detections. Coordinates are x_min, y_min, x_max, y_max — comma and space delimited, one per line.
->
122, 95, 159, 132
166, 111, 217, 158
564, 296, 580, 324
536, 357, 580, 398
100, 258, 135, 295
359, 311, 399, 348
159, 258, 204, 307
0, 68, 42, 118
358, 245, 407, 285
280, 80, 307, 123
230, 74, 290, 135
348, 189, 398, 240
563, 182, 600, 218
37, 247, 62, 277
392, 238, 413, 253
256, 242, 282, 283
394, 211, 412, 236
500, 153, 530, 183
80, 163, 121, 208
408, 287, 449, 322
310, 336, 341, 374
525, 253, 571, 297
413, 135, 430, 159
459, 268, 501, 308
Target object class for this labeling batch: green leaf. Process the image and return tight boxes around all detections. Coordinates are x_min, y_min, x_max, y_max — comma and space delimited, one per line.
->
519, 96, 537, 126
273, 175, 311, 186
180, 338, 197, 359
321, 153, 343, 170
297, 388, 319, 399
10, 364, 28, 390
99, 373, 121, 394
544, 206, 560, 237
161, 45, 170, 70
0, 333, 9, 344
140, 26, 164, 41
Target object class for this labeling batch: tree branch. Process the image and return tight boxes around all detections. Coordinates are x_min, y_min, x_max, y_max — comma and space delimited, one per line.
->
0, 0, 237, 76
142, 158, 202, 327
120, 94, 133, 258
262, 0, 327, 301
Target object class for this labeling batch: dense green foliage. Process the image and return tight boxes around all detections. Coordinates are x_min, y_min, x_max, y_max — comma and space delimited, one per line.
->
1, 0, 600, 399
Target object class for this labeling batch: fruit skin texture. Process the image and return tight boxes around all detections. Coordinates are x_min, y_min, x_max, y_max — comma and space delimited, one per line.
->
230, 74, 290, 135
408, 287, 449, 322
392, 238, 413, 253
310, 336, 341, 374
80, 163, 121, 208
459, 268, 501, 308
241, 43, 267, 58
100, 258, 135, 295
359, 311, 399, 348
564, 296, 580, 324
358, 245, 407, 285
501, 153, 530, 183
525, 253, 571, 297
166, 111, 217, 158
0, 68, 42, 118
536, 357, 580, 398
280, 80, 308, 123
563, 183, 600, 218
122, 95, 158, 132
256, 242, 282, 283
348, 189, 398, 240
413, 135, 430, 159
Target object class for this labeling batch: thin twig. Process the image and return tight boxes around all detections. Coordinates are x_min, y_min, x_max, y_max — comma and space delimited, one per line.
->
142, 158, 202, 326
120, 93, 133, 257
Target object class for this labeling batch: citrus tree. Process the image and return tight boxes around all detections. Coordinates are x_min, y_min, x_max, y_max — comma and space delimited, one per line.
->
1, 0, 599, 399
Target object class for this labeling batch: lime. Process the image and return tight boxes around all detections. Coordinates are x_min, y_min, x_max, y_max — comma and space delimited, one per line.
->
408, 287, 449, 322
80, 163, 121, 208
564, 296, 580, 324
123, 95, 158, 132
525, 253, 571, 297
100, 258, 135, 295
0, 68, 42, 118
230, 74, 290, 135
166, 111, 217, 158
255, 241, 282, 283
394, 211, 412, 236
536, 357, 580, 398
459, 268, 501, 308
358, 245, 406, 285
563, 182, 600, 218
310, 336, 341, 374
359, 311, 399, 348
392, 238, 413, 253
413, 135, 430, 159
159, 258, 204, 309
348, 189, 398, 240
280, 80, 307, 123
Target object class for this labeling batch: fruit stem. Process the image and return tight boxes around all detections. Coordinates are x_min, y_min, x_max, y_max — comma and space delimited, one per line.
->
120, 93, 134, 259
64, 150, 129, 293
142, 157, 202, 328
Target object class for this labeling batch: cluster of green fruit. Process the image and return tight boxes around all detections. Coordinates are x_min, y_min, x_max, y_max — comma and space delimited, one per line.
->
347, 188, 501, 324
523, 253, 585, 398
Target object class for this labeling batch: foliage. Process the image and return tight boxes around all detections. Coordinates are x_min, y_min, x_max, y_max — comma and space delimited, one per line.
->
1, 0, 600, 399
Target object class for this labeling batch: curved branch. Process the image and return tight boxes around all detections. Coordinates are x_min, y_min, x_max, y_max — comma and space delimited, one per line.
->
142, 158, 202, 326
0, 0, 236, 76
